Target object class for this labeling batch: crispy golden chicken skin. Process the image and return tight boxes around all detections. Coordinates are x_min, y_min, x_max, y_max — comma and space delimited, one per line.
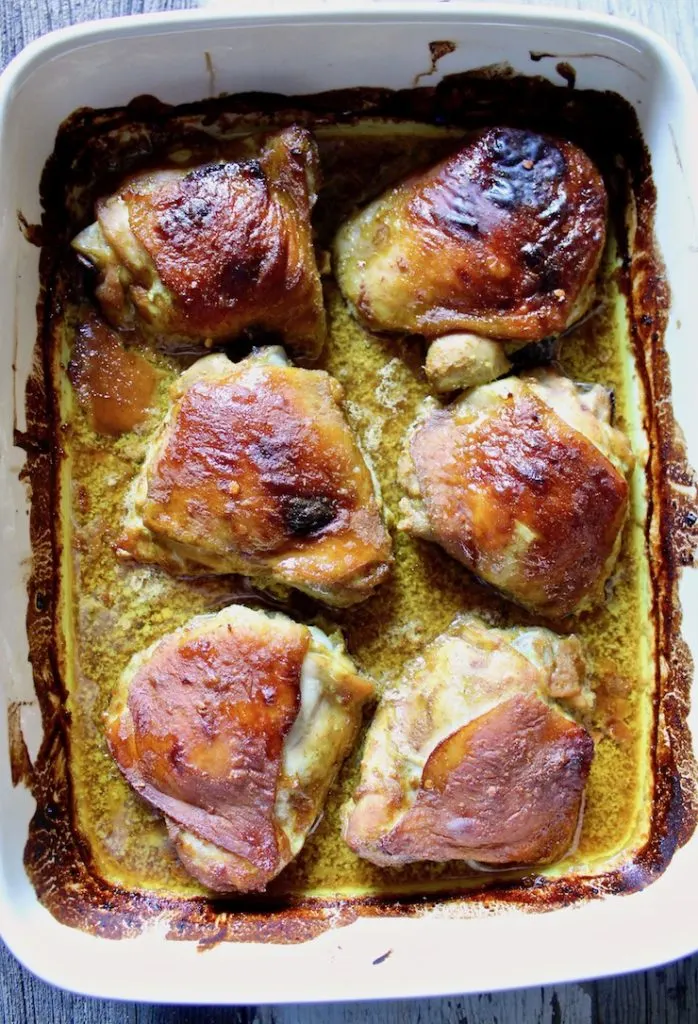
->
72, 126, 326, 357
118, 347, 392, 606
344, 615, 593, 868
399, 369, 634, 617
106, 605, 374, 893
334, 127, 607, 391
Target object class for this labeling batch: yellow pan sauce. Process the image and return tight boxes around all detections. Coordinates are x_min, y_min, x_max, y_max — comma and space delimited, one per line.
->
56, 126, 653, 899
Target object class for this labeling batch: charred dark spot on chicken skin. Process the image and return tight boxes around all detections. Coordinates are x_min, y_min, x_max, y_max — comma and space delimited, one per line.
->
519, 244, 562, 293
441, 193, 480, 234
251, 434, 296, 470
159, 196, 214, 233
485, 129, 567, 212
520, 241, 546, 269
219, 254, 266, 295
281, 494, 337, 537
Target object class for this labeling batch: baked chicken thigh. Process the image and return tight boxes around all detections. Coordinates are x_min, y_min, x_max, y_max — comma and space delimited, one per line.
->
399, 369, 634, 617
107, 605, 373, 892
118, 347, 392, 606
333, 127, 607, 391
72, 126, 326, 357
344, 615, 593, 868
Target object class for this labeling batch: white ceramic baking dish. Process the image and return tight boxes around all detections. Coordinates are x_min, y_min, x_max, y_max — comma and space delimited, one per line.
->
1, 0, 697, 1003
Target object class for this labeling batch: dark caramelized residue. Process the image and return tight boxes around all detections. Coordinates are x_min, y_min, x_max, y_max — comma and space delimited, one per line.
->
16, 66, 698, 943
414, 41, 457, 87
7, 703, 35, 789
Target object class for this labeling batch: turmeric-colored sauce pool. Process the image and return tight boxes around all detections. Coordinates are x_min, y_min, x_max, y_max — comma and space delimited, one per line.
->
55, 127, 654, 900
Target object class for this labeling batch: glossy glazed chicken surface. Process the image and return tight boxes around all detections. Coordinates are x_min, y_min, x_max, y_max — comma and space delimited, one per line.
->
344, 615, 594, 868
118, 346, 392, 606
106, 605, 374, 892
72, 126, 327, 357
334, 127, 607, 391
399, 369, 634, 618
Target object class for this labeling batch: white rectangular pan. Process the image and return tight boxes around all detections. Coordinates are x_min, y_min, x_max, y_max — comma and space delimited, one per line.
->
0, 0, 697, 1003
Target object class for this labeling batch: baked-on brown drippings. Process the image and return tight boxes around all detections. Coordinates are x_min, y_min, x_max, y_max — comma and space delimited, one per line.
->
7, 703, 35, 789
413, 40, 457, 87
16, 66, 698, 944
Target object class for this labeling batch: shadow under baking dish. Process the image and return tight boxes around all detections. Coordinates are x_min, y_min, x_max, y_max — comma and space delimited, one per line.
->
18, 68, 697, 940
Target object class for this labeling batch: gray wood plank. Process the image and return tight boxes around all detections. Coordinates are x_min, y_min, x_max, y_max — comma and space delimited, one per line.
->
1, 0, 696, 1021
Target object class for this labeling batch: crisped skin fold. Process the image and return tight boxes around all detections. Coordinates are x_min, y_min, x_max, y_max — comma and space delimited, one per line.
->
73, 126, 327, 357
118, 347, 393, 607
334, 127, 607, 390
398, 369, 634, 617
107, 605, 374, 893
344, 615, 594, 868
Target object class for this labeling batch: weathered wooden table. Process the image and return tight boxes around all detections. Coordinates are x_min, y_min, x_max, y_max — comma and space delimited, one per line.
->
1, 0, 696, 1020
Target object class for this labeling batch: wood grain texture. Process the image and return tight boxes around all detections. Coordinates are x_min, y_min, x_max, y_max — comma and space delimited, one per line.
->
1, 0, 696, 1020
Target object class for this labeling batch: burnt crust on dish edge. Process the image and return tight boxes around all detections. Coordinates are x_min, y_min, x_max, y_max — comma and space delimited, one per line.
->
12, 63, 698, 944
